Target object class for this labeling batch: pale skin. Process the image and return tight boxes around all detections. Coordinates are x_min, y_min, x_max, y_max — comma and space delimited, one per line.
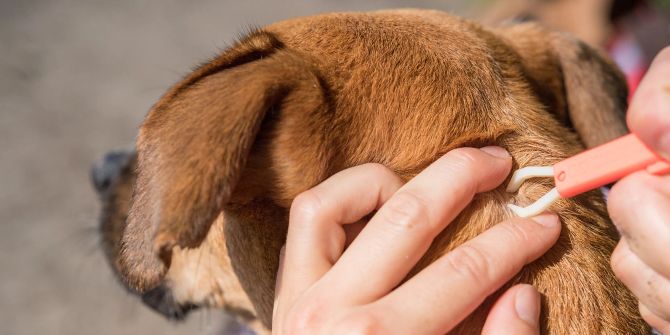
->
273, 146, 561, 335
608, 47, 670, 334
272, 48, 670, 335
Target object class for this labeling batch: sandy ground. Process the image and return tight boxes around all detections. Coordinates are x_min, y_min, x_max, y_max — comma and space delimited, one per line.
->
0, 1, 479, 334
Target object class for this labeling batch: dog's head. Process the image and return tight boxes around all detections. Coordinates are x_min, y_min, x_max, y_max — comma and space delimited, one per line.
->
92, 149, 258, 322
96, 9, 629, 329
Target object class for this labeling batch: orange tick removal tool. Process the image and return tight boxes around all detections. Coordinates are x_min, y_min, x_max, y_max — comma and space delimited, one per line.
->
506, 133, 670, 217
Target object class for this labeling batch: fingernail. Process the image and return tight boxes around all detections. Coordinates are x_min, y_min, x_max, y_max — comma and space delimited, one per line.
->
531, 213, 559, 227
657, 132, 670, 160
515, 285, 540, 327
480, 146, 510, 159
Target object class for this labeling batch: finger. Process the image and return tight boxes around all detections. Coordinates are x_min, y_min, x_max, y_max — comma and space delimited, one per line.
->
608, 172, 670, 278
371, 214, 560, 334
611, 239, 670, 321
627, 46, 670, 160
316, 147, 512, 305
640, 303, 670, 335
482, 284, 541, 335
275, 164, 403, 320
273, 245, 286, 322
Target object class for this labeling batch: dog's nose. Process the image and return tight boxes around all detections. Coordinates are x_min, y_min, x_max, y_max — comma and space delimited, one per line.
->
141, 285, 197, 321
90, 150, 132, 195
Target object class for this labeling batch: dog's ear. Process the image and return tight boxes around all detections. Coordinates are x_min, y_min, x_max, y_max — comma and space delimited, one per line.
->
498, 24, 628, 148
119, 31, 326, 292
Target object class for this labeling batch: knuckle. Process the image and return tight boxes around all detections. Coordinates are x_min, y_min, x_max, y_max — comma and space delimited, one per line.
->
498, 221, 531, 245
608, 173, 652, 227
284, 300, 325, 334
606, 187, 624, 223
361, 163, 401, 188
380, 192, 430, 229
611, 173, 652, 201
641, 301, 670, 326
610, 257, 627, 283
334, 311, 383, 335
639, 304, 654, 320
609, 245, 647, 291
445, 148, 480, 168
609, 244, 630, 279
442, 149, 480, 192
444, 245, 493, 285
291, 190, 324, 223
609, 251, 624, 278
361, 163, 394, 177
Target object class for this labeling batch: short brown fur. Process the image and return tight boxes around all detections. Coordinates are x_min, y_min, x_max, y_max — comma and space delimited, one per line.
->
107, 9, 648, 334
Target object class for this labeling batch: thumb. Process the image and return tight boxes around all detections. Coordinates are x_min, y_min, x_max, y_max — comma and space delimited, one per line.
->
481, 284, 542, 335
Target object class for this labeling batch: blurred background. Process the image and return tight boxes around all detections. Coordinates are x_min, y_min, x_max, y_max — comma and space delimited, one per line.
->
1, 1, 667, 334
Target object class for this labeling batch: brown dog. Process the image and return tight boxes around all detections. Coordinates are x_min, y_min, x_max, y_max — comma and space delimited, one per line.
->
96, 9, 651, 334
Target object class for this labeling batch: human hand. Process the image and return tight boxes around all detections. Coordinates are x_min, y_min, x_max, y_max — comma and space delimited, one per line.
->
272, 147, 561, 334
608, 47, 670, 333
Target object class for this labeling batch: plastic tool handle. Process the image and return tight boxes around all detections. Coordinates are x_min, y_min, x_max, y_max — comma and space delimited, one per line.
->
553, 134, 670, 198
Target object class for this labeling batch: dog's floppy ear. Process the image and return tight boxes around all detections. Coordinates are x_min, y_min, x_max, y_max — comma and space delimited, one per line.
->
119, 31, 326, 292
499, 23, 628, 148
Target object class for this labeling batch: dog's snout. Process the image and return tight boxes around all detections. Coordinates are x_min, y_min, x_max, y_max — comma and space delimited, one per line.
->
91, 150, 133, 195
141, 285, 197, 321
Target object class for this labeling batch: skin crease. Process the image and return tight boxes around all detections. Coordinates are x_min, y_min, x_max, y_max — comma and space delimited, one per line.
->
608, 47, 670, 334
99, 9, 653, 334
273, 147, 561, 334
